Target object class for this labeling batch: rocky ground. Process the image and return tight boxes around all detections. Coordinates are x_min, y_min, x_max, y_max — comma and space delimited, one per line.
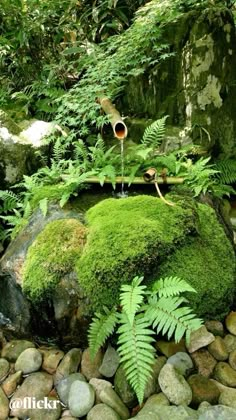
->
1, 312, 236, 419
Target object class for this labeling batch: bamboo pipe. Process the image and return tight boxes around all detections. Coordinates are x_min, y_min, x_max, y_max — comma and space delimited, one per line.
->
98, 97, 128, 140
75, 176, 184, 185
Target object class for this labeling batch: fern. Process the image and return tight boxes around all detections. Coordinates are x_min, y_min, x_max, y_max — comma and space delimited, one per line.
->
117, 313, 155, 405
141, 116, 168, 149
0, 190, 19, 213
88, 307, 118, 360
215, 159, 236, 184
152, 276, 197, 297
88, 275, 202, 405
120, 276, 146, 325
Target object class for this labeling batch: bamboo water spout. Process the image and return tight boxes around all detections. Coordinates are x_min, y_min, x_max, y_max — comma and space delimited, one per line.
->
98, 97, 128, 140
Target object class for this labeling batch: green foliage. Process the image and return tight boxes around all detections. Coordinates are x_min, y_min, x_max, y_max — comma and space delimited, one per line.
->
23, 219, 87, 301
141, 116, 169, 149
214, 159, 236, 184
88, 307, 119, 360
88, 275, 202, 404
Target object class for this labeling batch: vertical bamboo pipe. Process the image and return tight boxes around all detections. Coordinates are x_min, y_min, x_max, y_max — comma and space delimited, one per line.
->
98, 97, 128, 140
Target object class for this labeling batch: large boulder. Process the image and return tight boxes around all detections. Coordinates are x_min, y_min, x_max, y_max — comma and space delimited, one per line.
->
0, 194, 235, 343
120, 2, 236, 157
0, 110, 57, 188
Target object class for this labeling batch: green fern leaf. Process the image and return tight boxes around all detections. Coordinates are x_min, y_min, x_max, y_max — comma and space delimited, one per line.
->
117, 313, 155, 405
39, 198, 48, 217
141, 116, 168, 149
215, 159, 236, 184
0, 190, 19, 213
146, 295, 202, 343
88, 307, 118, 360
120, 276, 146, 325
152, 276, 197, 297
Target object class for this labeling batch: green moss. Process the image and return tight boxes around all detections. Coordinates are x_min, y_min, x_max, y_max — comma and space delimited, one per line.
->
22, 219, 87, 301
29, 184, 67, 209
158, 203, 236, 319
76, 195, 196, 311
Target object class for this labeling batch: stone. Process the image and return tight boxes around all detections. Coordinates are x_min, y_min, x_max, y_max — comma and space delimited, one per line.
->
99, 344, 120, 378
155, 339, 186, 357
10, 372, 53, 417
198, 405, 236, 420
214, 362, 236, 387
187, 374, 220, 406
226, 311, 236, 335
219, 387, 236, 408
224, 334, 236, 352
1, 340, 35, 362
158, 363, 192, 406
41, 348, 64, 374
205, 320, 224, 337
114, 366, 137, 408
100, 387, 130, 420
87, 403, 121, 420
191, 349, 217, 378
186, 326, 215, 353
2, 370, 22, 397
81, 348, 103, 381
0, 358, 9, 381
167, 352, 193, 376
68, 380, 95, 417
132, 393, 169, 419
89, 378, 114, 403
56, 372, 86, 405
0, 386, 9, 419
27, 397, 62, 420
229, 349, 236, 370
15, 347, 42, 374
134, 405, 198, 420
207, 336, 228, 361
54, 348, 82, 384
198, 401, 212, 414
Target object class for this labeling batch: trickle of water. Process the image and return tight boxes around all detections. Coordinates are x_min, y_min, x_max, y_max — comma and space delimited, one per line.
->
117, 139, 128, 198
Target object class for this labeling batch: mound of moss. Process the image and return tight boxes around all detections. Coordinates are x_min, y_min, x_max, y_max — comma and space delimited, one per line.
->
158, 203, 236, 319
76, 195, 197, 311
22, 219, 87, 301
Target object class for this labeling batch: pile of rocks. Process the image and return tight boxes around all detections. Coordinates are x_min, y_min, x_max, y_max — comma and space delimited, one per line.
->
1, 312, 236, 419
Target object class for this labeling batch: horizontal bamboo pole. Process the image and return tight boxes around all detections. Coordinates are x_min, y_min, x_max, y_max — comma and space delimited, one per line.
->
82, 176, 184, 185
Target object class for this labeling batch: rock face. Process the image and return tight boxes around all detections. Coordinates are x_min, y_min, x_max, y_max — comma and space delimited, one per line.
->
121, 2, 236, 158
0, 110, 56, 188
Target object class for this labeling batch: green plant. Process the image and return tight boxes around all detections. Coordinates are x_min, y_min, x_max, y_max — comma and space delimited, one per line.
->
88, 275, 202, 404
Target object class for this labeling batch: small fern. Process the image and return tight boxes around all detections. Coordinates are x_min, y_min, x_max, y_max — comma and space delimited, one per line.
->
141, 116, 168, 149
88, 275, 202, 405
88, 307, 118, 360
215, 159, 236, 184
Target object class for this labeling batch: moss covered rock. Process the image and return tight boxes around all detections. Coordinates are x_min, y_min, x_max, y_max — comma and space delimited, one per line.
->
158, 203, 235, 319
23, 219, 87, 301
76, 195, 197, 311
17, 194, 236, 325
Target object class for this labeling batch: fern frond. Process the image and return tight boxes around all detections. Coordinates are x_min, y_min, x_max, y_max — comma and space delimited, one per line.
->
52, 139, 65, 163
117, 313, 155, 405
74, 139, 89, 163
39, 198, 48, 217
146, 296, 202, 343
120, 276, 146, 325
88, 307, 118, 360
141, 116, 168, 149
152, 276, 197, 297
215, 159, 236, 184
0, 190, 19, 213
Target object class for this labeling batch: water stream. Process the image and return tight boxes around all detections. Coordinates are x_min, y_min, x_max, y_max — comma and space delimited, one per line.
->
117, 139, 128, 198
